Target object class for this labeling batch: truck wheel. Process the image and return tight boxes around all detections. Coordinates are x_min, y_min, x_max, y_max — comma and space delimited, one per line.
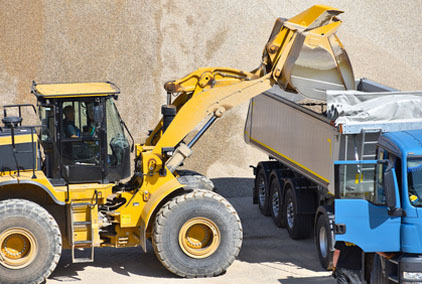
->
257, 168, 270, 216
0, 199, 62, 284
315, 214, 333, 270
270, 178, 285, 227
284, 187, 312, 239
152, 189, 242, 277
370, 254, 389, 284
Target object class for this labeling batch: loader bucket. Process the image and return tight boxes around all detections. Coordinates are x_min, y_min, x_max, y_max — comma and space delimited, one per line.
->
266, 5, 355, 100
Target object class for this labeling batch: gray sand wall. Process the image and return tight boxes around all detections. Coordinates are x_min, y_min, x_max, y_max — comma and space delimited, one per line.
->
1, 1, 422, 177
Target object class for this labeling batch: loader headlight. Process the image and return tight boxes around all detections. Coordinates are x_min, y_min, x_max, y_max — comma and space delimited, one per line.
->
403, 271, 422, 281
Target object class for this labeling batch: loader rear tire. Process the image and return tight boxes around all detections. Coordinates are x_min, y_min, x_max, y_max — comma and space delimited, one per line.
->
152, 189, 243, 277
284, 187, 313, 239
0, 199, 62, 284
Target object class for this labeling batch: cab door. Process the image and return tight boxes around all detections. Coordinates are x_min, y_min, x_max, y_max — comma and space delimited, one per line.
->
59, 99, 106, 183
334, 159, 401, 252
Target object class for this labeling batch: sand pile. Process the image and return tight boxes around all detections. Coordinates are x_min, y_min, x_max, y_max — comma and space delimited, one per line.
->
1, 1, 421, 178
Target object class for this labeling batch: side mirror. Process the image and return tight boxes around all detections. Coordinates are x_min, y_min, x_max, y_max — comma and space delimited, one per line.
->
383, 161, 406, 217
383, 164, 396, 209
92, 105, 104, 124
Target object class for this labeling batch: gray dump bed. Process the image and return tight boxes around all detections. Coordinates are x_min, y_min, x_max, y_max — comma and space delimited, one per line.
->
244, 79, 422, 194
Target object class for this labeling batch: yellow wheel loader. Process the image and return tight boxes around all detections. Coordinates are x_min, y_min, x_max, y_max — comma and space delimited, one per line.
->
0, 5, 354, 283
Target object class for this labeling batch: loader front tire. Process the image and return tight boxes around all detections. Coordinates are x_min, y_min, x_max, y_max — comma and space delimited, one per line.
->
0, 199, 62, 284
152, 189, 243, 277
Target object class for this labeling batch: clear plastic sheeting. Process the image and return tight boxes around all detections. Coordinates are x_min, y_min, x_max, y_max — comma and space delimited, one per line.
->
326, 90, 422, 125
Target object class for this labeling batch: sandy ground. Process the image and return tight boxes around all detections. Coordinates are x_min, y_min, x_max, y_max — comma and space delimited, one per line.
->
46, 177, 335, 284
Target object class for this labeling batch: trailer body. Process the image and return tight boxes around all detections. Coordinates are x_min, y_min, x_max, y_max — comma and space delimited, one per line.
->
246, 79, 422, 283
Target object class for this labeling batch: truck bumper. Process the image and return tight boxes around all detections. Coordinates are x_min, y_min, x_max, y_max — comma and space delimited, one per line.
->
399, 255, 422, 283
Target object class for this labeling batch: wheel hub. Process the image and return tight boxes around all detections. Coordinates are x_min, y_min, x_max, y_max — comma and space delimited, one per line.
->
178, 217, 220, 259
0, 228, 38, 269
319, 225, 328, 258
287, 201, 294, 228
258, 177, 266, 206
272, 190, 279, 217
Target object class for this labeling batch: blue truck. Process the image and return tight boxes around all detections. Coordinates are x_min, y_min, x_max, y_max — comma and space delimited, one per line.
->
245, 79, 422, 283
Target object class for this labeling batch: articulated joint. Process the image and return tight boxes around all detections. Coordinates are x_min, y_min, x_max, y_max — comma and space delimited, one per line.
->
165, 143, 193, 173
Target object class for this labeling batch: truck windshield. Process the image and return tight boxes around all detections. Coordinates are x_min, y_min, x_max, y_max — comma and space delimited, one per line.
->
407, 158, 422, 207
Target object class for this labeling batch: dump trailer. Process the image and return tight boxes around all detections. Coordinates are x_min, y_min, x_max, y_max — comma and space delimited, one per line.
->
0, 5, 356, 284
246, 57, 422, 283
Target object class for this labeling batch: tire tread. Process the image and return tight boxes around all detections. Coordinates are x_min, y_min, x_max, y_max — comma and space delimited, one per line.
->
0, 199, 62, 284
152, 189, 242, 278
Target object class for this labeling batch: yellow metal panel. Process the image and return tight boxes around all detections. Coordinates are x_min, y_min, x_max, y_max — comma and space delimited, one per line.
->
34, 82, 119, 98
0, 133, 36, 145
287, 5, 343, 29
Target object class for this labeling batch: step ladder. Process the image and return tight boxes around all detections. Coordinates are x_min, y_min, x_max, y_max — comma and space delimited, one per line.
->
70, 202, 95, 263
360, 128, 382, 161
357, 128, 382, 193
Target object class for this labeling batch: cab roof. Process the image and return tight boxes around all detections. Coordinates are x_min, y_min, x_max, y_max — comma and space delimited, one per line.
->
32, 81, 120, 99
380, 130, 422, 157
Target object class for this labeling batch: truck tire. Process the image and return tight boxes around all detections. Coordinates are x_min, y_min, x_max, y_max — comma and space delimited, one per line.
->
152, 189, 243, 277
370, 254, 389, 284
257, 168, 270, 216
284, 187, 313, 239
270, 177, 285, 227
0, 199, 62, 284
315, 214, 333, 270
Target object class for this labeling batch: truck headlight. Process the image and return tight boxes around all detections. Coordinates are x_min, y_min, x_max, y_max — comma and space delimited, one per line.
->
403, 271, 422, 280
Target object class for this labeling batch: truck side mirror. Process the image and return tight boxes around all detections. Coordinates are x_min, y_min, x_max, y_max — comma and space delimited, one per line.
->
383, 165, 396, 209
383, 161, 406, 217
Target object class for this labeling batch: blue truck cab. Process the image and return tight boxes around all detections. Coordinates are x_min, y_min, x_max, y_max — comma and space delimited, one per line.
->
335, 130, 422, 283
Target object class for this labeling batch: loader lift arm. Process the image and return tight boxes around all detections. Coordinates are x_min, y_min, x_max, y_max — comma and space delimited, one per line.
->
144, 5, 354, 170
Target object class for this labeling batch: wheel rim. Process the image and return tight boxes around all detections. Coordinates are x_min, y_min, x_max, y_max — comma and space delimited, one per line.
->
272, 189, 279, 217
258, 175, 266, 206
319, 225, 328, 258
178, 217, 221, 259
0, 228, 38, 269
287, 200, 294, 229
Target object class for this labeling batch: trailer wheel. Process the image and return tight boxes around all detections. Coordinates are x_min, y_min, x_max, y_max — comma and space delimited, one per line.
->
315, 214, 333, 270
270, 178, 285, 227
152, 189, 242, 277
370, 254, 389, 284
0, 199, 62, 284
257, 168, 270, 216
284, 187, 312, 239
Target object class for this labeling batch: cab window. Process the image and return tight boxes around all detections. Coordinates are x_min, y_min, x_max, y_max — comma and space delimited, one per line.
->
407, 158, 422, 207
61, 100, 101, 166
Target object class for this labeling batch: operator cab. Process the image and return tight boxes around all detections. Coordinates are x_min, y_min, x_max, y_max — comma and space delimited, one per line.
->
33, 81, 132, 184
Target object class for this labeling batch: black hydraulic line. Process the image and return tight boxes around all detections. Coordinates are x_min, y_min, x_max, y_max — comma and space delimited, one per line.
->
187, 115, 217, 148
30, 127, 36, 179
10, 125, 20, 177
